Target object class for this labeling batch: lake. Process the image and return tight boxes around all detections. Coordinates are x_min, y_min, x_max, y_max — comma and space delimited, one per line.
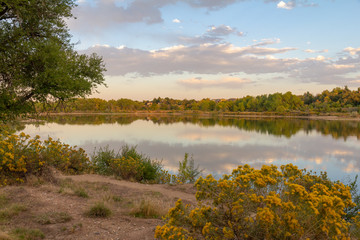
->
17, 114, 360, 182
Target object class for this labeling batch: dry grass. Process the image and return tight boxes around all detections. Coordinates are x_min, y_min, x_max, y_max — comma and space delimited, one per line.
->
130, 197, 171, 219
0, 231, 11, 240
0, 203, 27, 222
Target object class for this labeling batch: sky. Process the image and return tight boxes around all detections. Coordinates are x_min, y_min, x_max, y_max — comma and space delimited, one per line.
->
66, 0, 360, 100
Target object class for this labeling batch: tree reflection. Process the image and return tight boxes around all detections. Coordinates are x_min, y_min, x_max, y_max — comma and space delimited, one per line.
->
39, 115, 360, 140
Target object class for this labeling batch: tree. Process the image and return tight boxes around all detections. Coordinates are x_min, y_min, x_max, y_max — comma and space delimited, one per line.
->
0, 0, 106, 121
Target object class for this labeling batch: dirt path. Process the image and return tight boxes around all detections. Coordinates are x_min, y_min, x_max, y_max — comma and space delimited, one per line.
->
60, 174, 196, 204
0, 173, 197, 240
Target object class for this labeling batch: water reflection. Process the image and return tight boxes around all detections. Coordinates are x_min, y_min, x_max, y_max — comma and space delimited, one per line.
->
20, 114, 360, 181
38, 114, 360, 140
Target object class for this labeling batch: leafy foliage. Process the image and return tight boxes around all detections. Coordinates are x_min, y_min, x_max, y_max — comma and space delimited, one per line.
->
39, 87, 360, 115
155, 164, 360, 239
91, 146, 119, 175
0, 0, 105, 121
92, 145, 162, 182
0, 132, 90, 186
178, 153, 203, 184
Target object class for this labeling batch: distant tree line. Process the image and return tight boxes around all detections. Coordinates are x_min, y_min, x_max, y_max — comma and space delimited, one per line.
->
38, 87, 360, 114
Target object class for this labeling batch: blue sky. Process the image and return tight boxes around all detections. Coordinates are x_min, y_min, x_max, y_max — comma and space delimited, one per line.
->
67, 0, 360, 100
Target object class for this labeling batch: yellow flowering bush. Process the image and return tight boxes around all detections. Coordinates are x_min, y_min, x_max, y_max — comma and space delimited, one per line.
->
0, 132, 90, 186
42, 137, 89, 174
155, 164, 359, 239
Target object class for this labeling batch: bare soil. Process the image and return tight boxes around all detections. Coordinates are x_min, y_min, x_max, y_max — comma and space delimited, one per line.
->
0, 170, 196, 240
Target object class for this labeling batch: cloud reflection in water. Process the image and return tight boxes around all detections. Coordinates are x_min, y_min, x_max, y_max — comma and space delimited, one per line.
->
20, 117, 360, 181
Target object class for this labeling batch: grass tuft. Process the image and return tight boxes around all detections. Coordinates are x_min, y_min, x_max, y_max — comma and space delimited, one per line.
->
130, 198, 169, 219
11, 228, 45, 240
74, 188, 89, 198
35, 211, 72, 225
0, 204, 27, 222
85, 202, 111, 218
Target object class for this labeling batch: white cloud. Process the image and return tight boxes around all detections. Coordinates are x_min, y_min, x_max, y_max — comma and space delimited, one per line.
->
178, 76, 252, 89
304, 49, 328, 53
252, 38, 281, 47
82, 43, 360, 86
207, 25, 242, 36
68, 0, 320, 31
83, 43, 297, 76
177, 24, 244, 45
344, 47, 360, 56
277, 1, 296, 10
172, 18, 181, 23
329, 64, 355, 70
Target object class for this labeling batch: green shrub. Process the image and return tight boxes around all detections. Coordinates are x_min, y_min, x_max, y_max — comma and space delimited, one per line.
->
91, 146, 119, 175
177, 153, 203, 184
92, 145, 162, 183
11, 228, 45, 240
85, 202, 111, 218
74, 187, 89, 198
35, 211, 72, 225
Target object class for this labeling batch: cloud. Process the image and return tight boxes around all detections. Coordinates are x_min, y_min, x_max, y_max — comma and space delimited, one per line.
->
277, 1, 296, 10
83, 43, 297, 76
177, 24, 244, 45
344, 47, 360, 56
69, 0, 319, 31
178, 35, 223, 45
287, 48, 360, 84
172, 18, 181, 23
275, 0, 317, 9
252, 38, 281, 47
304, 49, 329, 53
82, 44, 360, 86
68, 0, 166, 31
178, 76, 252, 89
207, 25, 243, 36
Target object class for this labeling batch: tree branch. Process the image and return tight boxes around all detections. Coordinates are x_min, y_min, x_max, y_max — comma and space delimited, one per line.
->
0, 2, 9, 20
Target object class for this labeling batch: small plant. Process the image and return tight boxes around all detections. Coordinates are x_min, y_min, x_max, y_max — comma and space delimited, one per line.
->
112, 195, 123, 202
70, 223, 83, 233
35, 211, 72, 225
177, 153, 203, 184
91, 146, 119, 175
0, 194, 8, 208
11, 228, 45, 240
74, 187, 89, 198
85, 202, 111, 218
0, 204, 27, 222
130, 198, 168, 219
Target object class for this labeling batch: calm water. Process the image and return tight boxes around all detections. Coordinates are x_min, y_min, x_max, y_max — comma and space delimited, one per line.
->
17, 114, 360, 181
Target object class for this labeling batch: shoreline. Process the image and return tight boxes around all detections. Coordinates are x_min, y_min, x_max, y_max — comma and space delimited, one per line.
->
36, 111, 360, 121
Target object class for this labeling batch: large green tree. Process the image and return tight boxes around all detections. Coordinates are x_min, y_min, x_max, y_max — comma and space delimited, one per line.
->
0, 0, 106, 120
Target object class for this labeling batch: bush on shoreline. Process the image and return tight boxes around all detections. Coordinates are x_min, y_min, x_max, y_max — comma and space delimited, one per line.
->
0, 132, 202, 185
0, 132, 90, 186
155, 164, 360, 239
91, 145, 163, 182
